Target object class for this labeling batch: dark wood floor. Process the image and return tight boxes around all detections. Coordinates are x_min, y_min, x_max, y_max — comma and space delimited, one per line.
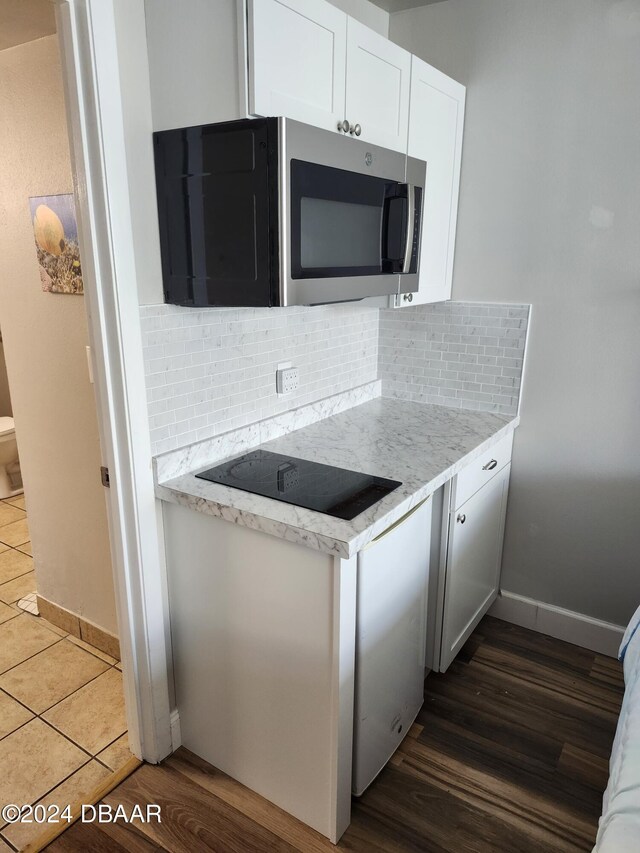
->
48, 617, 624, 853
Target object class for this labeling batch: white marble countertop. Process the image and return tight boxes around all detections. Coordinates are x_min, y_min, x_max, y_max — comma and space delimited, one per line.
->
156, 398, 518, 558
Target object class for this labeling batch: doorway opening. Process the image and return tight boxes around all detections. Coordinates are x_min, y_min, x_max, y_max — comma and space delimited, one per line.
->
0, 3, 137, 848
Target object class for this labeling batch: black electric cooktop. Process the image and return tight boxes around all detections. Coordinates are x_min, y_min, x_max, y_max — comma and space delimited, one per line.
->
196, 450, 402, 521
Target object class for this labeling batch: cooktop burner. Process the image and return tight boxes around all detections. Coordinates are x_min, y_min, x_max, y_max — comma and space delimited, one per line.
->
196, 450, 402, 521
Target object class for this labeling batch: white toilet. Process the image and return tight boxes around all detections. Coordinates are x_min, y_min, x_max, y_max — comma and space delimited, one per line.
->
0, 417, 23, 499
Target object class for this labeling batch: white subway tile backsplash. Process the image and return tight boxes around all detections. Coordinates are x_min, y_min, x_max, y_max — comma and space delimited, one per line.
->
378, 302, 530, 416
141, 304, 379, 455
142, 300, 529, 457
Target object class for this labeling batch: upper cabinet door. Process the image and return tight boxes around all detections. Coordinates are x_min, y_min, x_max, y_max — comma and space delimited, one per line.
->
345, 19, 410, 153
248, 0, 347, 133
398, 56, 465, 307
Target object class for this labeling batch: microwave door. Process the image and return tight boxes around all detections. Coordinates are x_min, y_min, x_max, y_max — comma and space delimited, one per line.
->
282, 123, 407, 306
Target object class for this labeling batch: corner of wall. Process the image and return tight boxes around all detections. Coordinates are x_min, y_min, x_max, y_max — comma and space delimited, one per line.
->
326, 0, 390, 37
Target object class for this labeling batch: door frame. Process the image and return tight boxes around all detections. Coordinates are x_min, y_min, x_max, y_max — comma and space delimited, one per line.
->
53, 0, 173, 762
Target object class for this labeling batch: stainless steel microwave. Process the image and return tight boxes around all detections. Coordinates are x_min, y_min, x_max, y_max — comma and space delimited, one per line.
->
153, 117, 425, 307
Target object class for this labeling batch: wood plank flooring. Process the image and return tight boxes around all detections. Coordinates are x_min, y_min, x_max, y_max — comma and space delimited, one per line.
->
47, 617, 623, 853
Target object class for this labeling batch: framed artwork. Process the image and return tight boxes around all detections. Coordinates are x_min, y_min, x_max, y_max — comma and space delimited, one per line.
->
29, 193, 83, 294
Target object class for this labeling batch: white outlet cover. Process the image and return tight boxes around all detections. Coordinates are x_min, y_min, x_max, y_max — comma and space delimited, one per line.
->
276, 366, 298, 394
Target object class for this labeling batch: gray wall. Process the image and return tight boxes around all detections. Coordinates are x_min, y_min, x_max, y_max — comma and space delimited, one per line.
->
390, 0, 640, 626
328, 0, 389, 34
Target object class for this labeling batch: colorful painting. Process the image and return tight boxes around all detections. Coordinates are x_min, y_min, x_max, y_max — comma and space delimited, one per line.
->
29, 193, 83, 294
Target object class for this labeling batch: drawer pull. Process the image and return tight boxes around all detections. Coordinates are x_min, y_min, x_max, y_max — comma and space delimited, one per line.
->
457, 513, 466, 524
482, 459, 498, 471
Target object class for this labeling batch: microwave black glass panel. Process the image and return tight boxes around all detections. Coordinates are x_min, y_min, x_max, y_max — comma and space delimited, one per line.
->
196, 450, 402, 521
290, 159, 409, 279
154, 118, 280, 307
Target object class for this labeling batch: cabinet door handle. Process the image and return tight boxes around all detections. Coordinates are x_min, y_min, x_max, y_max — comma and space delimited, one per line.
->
350, 123, 362, 137
337, 119, 350, 133
457, 513, 466, 524
482, 459, 498, 471
363, 497, 431, 549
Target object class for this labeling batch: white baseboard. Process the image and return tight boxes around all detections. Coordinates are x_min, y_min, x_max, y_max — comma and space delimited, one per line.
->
170, 709, 181, 751
489, 591, 624, 658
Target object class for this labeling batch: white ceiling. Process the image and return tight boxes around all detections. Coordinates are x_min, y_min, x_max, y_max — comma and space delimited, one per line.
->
0, 0, 56, 52
369, 0, 448, 13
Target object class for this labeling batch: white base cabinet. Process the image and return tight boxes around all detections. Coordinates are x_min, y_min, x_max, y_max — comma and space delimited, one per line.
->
163, 502, 357, 842
161, 438, 514, 837
433, 436, 513, 673
164, 494, 434, 841
439, 465, 510, 671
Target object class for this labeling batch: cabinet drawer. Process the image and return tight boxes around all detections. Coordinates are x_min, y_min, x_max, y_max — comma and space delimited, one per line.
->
452, 431, 513, 510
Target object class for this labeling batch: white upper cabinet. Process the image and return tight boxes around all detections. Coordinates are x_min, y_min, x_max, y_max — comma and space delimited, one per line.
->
247, 0, 347, 133
247, 1, 409, 151
344, 19, 411, 153
396, 56, 465, 307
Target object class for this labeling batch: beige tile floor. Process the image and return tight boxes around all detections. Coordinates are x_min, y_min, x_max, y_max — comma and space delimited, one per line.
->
0, 495, 132, 851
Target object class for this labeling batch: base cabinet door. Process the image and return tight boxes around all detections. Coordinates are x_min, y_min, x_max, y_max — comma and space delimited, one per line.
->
248, 0, 347, 132
438, 464, 510, 672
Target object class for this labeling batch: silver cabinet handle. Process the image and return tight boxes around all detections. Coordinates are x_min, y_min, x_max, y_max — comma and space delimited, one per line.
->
402, 293, 413, 303
337, 119, 350, 133
482, 459, 498, 471
350, 123, 361, 136
457, 513, 466, 524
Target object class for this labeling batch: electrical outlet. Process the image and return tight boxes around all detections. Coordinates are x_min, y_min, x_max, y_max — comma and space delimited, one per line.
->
276, 366, 299, 394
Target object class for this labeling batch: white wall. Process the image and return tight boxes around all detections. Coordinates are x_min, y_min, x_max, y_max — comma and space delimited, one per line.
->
0, 35, 117, 634
114, 0, 164, 306
390, 0, 640, 626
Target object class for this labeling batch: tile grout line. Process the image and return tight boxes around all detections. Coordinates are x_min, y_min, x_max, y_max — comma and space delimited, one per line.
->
37, 662, 122, 719
0, 501, 131, 830
0, 513, 34, 606
1, 755, 96, 827
1, 690, 128, 784
0, 630, 122, 733
0, 752, 117, 849
36, 716, 111, 765
0, 638, 122, 720
1, 680, 130, 837
0, 629, 65, 683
